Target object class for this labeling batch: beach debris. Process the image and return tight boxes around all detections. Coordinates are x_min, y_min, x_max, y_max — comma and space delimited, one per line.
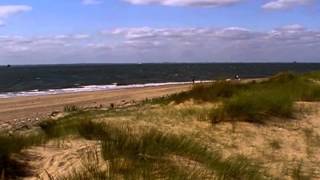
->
20, 124, 32, 130
50, 111, 60, 117
8, 130, 13, 136
0, 123, 12, 131
235, 74, 241, 81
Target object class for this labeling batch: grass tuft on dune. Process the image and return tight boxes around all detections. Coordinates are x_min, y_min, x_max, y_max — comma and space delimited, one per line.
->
160, 72, 320, 123
46, 119, 265, 180
0, 134, 45, 179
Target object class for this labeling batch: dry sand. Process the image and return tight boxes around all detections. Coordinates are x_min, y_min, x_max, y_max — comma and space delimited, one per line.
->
0, 84, 190, 130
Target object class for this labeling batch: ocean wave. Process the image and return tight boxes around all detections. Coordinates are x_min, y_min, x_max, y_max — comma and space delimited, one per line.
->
0, 81, 211, 99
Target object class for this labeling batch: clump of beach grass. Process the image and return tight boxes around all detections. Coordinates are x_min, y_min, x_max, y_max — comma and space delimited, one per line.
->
291, 160, 315, 180
142, 72, 320, 124
167, 81, 250, 104
0, 134, 45, 179
269, 139, 282, 150
0, 111, 94, 179
38, 117, 266, 180
211, 87, 295, 123
167, 72, 320, 123
304, 71, 320, 81
64, 104, 80, 113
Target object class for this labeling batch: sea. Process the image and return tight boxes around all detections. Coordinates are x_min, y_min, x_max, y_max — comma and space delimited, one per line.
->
1, 63, 320, 98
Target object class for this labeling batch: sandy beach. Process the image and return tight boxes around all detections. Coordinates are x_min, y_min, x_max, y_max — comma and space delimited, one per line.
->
0, 84, 191, 129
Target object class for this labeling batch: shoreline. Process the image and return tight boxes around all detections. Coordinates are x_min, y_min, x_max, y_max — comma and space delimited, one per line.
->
0, 78, 266, 132
0, 80, 211, 99
0, 83, 191, 131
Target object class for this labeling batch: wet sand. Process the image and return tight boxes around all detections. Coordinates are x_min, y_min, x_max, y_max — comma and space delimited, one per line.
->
0, 84, 191, 126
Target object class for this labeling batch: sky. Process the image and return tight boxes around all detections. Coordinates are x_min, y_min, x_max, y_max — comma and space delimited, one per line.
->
0, 0, 319, 64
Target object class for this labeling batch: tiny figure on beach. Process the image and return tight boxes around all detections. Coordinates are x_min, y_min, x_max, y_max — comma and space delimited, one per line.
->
192, 76, 195, 84
234, 74, 241, 81
7, 64, 11, 68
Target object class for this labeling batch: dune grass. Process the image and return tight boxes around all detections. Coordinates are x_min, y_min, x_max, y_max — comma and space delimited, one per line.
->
149, 81, 251, 104
0, 134, 45, 179
211, 87, 295, 123
63, 104, 80, 113
37, 115, 267, 179
3, 71, 320, 179
291, 160, 314, 180
0, 111, 96, 178
304, 71, 320, 81
214, 72, 320, 123
156, 72, 320, 123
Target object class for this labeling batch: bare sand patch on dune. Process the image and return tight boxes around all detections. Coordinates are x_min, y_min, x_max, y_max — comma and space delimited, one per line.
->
23, 139, 101, 180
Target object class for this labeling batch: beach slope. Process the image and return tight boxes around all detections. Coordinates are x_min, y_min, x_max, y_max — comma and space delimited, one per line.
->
0, 84, 190, 127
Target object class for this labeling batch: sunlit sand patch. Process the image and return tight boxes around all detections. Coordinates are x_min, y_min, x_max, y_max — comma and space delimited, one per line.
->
22, 139, 101, 180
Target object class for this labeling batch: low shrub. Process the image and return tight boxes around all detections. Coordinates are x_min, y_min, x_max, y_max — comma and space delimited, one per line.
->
64, 105, 80, 112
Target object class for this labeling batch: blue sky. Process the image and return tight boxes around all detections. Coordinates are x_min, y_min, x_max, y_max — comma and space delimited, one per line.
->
0, 0, 319, 64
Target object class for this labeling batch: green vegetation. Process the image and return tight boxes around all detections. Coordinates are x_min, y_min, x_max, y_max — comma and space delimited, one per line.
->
164, 81, 250, 104
41, 117, 266, 179
162, 72, 320, 123
211, 87, 294, 123
2, 71, 320, 179
304, 71, 320, 81
291, 160, 314, 180
0, 111, 92, 178
0, 134, 45, 179
1, 109, 267, 179
269, 139, 282, 150
63, 104, 80, 112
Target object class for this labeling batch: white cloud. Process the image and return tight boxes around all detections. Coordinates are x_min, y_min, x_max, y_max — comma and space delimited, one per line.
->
0, 5, 31, 26
82, 0, 103, 5
262, 0, 313, 10
73, 34, 90, 39
2, 25, 320, 64
124, 0, 242, 7
0, 5, 32, 18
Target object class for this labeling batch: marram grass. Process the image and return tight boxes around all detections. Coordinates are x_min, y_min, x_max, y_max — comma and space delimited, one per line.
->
41, 118, 266, 180
161, 72, 320, 123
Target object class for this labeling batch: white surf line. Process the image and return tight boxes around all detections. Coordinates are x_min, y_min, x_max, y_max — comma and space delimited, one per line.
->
0, 80, 214, 99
